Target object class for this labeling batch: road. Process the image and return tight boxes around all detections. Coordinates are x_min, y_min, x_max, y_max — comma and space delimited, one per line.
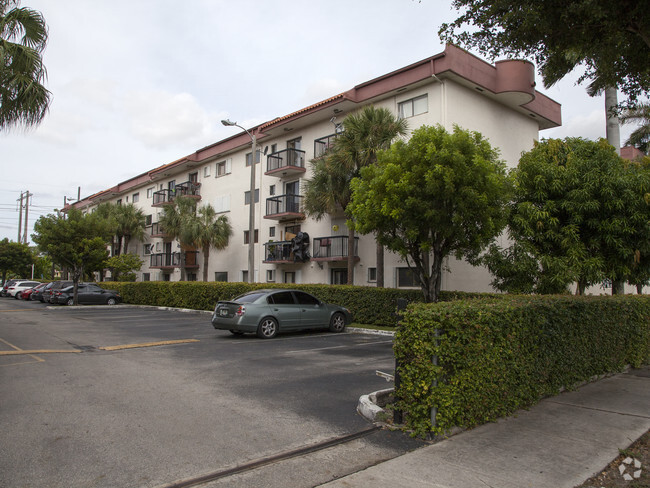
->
0, 299, 422, 487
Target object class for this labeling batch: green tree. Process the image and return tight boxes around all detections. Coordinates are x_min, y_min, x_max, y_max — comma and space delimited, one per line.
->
439, 0, 650, 103
0, 0, 50, 131
113, 203, 146, 255
620, 103, 650, 154
303, 105, 407, 285
348, 124, 511, 302
0, 237, 33, 283
105, 253, 143, 281
32, 209, 110, 304
500, 138, 650, 295
159, 196, 232, 281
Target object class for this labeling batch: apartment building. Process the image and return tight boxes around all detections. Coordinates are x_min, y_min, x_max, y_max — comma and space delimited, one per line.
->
70, 45, 561, 291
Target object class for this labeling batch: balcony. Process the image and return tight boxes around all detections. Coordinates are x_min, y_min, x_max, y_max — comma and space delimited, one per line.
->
312, 236, 360, 263
266, 148, 306, 177
152, 189, 174, 207
149, 222, 167, 238
265, 194, 305, 221
314, 133, 338, 158
175, 180, 201, 200
263, 241, 294, 264
149, 251, 199, 269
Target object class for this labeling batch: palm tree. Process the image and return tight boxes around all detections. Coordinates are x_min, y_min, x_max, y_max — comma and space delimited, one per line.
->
159, 196, 232, 281
113, 203, 146, 255
620, 103, 650, 154
303, 106, 407, 285
183, 204, 232, 282
0, 0, 51, 131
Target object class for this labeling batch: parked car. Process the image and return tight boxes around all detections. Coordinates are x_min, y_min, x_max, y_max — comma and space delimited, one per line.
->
54, 283, 122, 306
42, 281, 73, 303
7, 280, 41, 298
1, 279, 24, 297
20, 283, 48, 300
29, 283, 49, 301
211, 289, 351, 339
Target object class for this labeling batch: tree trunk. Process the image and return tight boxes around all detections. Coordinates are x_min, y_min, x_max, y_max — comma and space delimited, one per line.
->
115, 236, 122, 256
376, 240, 384, 288
637, 283, 644, 294
612, 279, 625, 295
179, 250, 186, 281
347, 226, 355, 285
605, 87, 620, 154
123, 235, 130, 255
575, 279, 587, 295
202, 246, 210, 282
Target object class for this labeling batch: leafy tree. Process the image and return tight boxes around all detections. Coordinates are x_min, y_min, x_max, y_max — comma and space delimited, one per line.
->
620, 103, 650, 154
498, 138, 650, 295
113, 203, 146, 255
0, 0, 51, 131
32, 209, 110, 304
303, 106, 407, 285
159, 196, 232, 281
105, 253, 143, 282
348, 124, 511, 302
0, 237, 33, 283
439, 0, 650, 103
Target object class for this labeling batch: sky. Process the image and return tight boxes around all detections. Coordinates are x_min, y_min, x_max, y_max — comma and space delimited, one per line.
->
0, 0, 642, 244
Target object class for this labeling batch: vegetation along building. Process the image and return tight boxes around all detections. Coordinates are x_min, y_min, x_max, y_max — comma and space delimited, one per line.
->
69, 45, 561, 290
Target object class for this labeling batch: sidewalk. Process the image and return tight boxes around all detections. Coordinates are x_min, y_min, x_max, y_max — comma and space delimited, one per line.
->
319, 367, 650, 488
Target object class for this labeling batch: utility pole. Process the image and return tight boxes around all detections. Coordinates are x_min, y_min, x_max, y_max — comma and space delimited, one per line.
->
23, 192, 32, 244
16, 191, 33, 244
17, 192, 24, 243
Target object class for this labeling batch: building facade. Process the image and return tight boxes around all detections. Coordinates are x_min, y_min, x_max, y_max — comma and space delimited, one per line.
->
71, 45, 561, 291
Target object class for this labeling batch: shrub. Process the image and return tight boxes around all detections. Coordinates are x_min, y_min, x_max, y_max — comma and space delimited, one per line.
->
394, 295, 650, 438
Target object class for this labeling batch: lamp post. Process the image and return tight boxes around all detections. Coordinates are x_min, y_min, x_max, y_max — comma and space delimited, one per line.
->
222, 119, 256, 283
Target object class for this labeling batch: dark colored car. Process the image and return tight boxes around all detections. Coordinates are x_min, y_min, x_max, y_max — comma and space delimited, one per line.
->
42, 281, 73, 303
211, 289, 351, 339
54, 283, 122, 306
20, 283, 48, 300
29, 283, 49, 302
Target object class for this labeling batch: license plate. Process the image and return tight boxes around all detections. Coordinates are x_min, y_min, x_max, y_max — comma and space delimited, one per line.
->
219, 309, 228, 316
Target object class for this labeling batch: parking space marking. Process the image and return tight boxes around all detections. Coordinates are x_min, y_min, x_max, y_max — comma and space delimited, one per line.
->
286, 339, 394, 354
0, 337, 45, 363
0, 349, 81, 356
99, 339, 199, 351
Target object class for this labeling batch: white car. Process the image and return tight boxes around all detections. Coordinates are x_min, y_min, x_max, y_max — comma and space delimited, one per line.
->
7, 281, 42, 298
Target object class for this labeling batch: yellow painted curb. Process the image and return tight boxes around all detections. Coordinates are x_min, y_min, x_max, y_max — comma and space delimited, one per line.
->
99, 339, 199, 351
0, 349, 82, 356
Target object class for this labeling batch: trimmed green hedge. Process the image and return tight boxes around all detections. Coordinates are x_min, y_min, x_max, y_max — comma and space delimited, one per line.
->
98, 281, 501, 326
394, 295, 650, 438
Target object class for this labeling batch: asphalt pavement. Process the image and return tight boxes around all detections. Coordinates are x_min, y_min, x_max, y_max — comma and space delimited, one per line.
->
319, 366, 650, 488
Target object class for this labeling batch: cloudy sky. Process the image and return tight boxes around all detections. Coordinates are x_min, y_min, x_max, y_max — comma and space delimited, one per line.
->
0, 0, 640, 243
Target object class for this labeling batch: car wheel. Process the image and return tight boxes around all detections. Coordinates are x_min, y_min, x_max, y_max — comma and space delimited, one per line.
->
329, 313, 346, 333
257, 317, 278, 339
66, 297, 74, 306
229, 330, 245, 336
14, 293, 19, 299
106, 297, 117, 305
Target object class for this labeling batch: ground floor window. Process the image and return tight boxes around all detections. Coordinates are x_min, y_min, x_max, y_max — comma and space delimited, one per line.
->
215, 271, 228, 282
397, 267, 418, 287
266, 269, 275, 282
331, 268, 347, 285
284, 271, 295, 284
142, 273, 150, 282
187, 273, 197, 281
163, 273, 171, 282
367, 267, 377, 283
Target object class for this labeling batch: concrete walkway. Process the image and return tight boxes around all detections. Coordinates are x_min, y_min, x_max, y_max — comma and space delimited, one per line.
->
318, 367, 650, 488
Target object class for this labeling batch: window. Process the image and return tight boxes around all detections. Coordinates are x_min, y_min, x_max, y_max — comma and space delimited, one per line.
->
270, 143, 277, 153
187, 273, 197, 282
269, 291, 294, 304
215, 271, 228, 282
397, 267, 418, 287
168, 180, 176, 191
287, 137, 302, 150
145, 214, 152, 226
214, 194, 231, 213
143, 244, 153, 255
331, 268, 347, 285
203, 165, 211, 177
217, 159, 232, 176
132, 193, 139, 203
368, 267, 377, 282
266, 269, 275, 282
269, 227, 275, 238
269, 184, 276, 196
116, 199, 122, 206
284, 271, 296, 284
142, 273, 150, 282
285, 224, 301, 235
242, 270, 248, 282
398, 94, 428, 118
189, 172, 198, 183
295, 291, 319, 305
245, 151, 261, 167
244, 189, 260, 205
147, 187, 154, 198
244, 229, 259, 244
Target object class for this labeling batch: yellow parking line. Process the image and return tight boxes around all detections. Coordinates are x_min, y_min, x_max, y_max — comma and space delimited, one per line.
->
0, 337, 45, 362
0, 309, 31, 312
0, 349, 81, 356
99, 339, 199, 351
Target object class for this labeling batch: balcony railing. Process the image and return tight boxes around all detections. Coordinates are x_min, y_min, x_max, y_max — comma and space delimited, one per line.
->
312, 236, 359, 262
263, 241, 294, 263
152, 189, 174, 206
314, 133, 338, 158
149, 222, 167, 238
265, 194, 304, 221
149, 251, 199, 269
266, 148, 306, 176
175, 180, 201, 198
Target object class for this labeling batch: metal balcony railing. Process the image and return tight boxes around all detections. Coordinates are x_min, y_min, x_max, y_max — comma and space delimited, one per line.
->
312, 236, 359, 260
263, 241, 293, 262
266, 148, 306, 174
313, 133, 338, 158
149, 251, 199, 268
265, 194, 304, 219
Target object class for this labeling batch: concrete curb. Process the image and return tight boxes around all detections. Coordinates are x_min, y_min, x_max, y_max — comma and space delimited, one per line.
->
357, 388, 394, 422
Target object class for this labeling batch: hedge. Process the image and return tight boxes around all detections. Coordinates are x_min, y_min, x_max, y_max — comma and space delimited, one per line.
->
394, 295, 650, 438
98, 281, 501, 326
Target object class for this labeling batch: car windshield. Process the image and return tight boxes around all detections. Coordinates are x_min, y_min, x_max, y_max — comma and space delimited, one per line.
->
233, 292, 267, 304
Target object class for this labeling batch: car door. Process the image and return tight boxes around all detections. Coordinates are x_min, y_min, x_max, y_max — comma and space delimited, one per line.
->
293, 291, 328, 328
85, 284, 104, 304
267, 291, 302, 330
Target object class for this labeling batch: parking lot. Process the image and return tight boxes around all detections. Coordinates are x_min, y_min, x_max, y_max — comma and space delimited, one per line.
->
0, 299, 422, 488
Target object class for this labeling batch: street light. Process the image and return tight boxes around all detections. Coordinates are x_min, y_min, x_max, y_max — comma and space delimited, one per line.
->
222, 119, 257, 283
